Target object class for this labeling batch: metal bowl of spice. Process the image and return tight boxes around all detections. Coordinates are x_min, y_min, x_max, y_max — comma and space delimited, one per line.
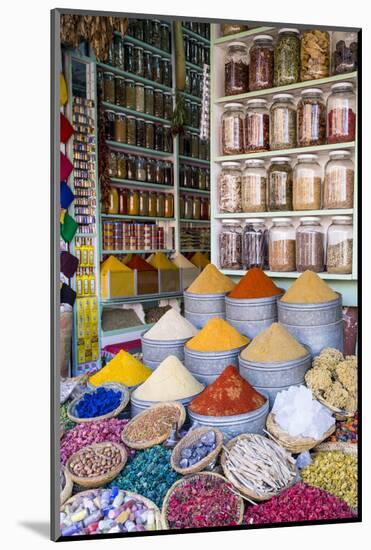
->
184, 291, 228, 329
184, 345, 247, 385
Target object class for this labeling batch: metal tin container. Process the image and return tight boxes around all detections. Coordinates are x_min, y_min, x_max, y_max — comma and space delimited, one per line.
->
225, 294, 282, 338
141, 335, 191, 370
130, 392, 203, 418
188, 396, 269, 441
278, 294, 344, 355
184, 291, 227, 329
239, 346, 312, 410
184, 345, 247, 385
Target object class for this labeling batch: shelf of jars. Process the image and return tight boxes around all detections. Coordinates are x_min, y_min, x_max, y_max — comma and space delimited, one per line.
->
214, 26, 275, 45
97, 62, 173, 93
110, 178, 174, 192
186, 60, 205, 72
106, 140, 174, 159
215, 71, 357, 103
179, 91, 202, 104
102, 101, 170, 125
215, 142, 356, 163
120, 34, 172, 59
182, 26, 211, 45
180, 187, 210, 196
101, 213, 175, 222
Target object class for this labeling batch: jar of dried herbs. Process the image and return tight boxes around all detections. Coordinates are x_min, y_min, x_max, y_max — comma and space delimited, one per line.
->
323, 150, 354, 209
332, 31, 358, 75
327, 216, 353, 274
136, 158, 147, 182
219, 220, 243, 270
152, 54, 162, 83
135, 83, 145, 113
124, 43, 134, 73
114, 113, 127, 143
269, 218, 296, 272
249, 35, 274, 91
241, 159, 267, 212
221, 103, 245, 155
126, 116, 136, 146
151, 19, 162, 49
117, 153, 127, 179
155, 161, 165, 184
103, 72, 115, 103
145, 121, 155, 150
164, 125, 173, 153
161, 23, 171, 52
114, 76, 125, 106
108, 151, 118, 177
297, 89, 326, 147
125, 80, 136, 110
136, 118, 146, 148
154, 89, 164, 118
242, 219, 269, 269
268, 157, 293, 211
134, 46, 144, 77
164, 92, 173, 119
154, 124, 164, 151
146, 159, 156, 182
245, 99, 269, 152
293, 154, 322, 210
145, 86, 154, 115
191, 132, 199, 158
126, 156, 136, 180
218, 161, 242, 213
270, 93, 297, 150
143, 50, 152, 80
296, 217, 325, 272
105, 110, 115, 140
300, 30, 330, 81
224, 42, 249, 96
162, 58, 171, 87
274, 29, 300, 86
221, 23, 248, 37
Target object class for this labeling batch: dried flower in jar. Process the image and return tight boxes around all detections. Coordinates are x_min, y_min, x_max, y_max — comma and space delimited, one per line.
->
249, 35, 274, 91
221, 103, 245, 155
300, 30, 330, 81
218, 162, 242, 213
297, 89, 326, 147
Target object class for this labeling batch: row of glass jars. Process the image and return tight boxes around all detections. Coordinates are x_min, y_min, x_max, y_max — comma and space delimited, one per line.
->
108, 187, 174, 218
108, 152, 173, 186
184, 99, 201, 128
219, 216, 353, 274
225, 31, 357, 96
183, 21, 210, 39
180, 195, 210, 220
184, 35, 210, 66
105, 111, 173, 153
179, 132, 210, 160
218, 151, 354, 213
126, 19, 171, 51
221, 83, 356, 155
102, 72, 173, 119
180, 165, 210, 190
185, 68, 204, 98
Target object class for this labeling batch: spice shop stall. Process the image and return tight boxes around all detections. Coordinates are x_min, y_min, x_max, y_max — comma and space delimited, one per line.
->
57, 12, 359, 540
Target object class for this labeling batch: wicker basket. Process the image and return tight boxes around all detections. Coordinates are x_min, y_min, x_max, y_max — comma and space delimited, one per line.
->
67, 383, 130, 424
65, 442, 128, 489
122, 401, 186, 450
161, 472, 244, 529
221, 434, 296, 502
60, 467, 73, 505
266, 413, 336, 454
314, 441, 358, 456
312, 392, 356, 421
61, 489, 163, 530
171, 427, 223, 475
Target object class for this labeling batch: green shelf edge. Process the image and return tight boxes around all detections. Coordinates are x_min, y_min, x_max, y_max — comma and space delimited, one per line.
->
182, 26, 211, 45
97, 62, 173, 92
101, 213, 175, 222
102, 101, 170, 125
214, 26, 275, 45
179, 155, 210, 166
179, 187, 210, 196
215, 72, 358, 104
121, 34, 172, 59
180, 218, 210, 224
101, 323, 155, 337
106, 140, 174, 159
110, 178, 175, 191
215, 142, 356, 162
185, 60, 205, 73
178, 91, 202, 104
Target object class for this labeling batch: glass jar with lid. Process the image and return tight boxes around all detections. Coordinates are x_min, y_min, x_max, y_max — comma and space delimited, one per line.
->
154, 89, 164, 118
199, 168, 206, 190
118, 188, 128, 215
268, 157, 293, 211
103, 72, 115, 103
293, 154, 322, 211
332, 32, 358, 75
124, 43, 134, 73
156, 193, 165, 217
274, 29, 300, 86
192, 196, 201, 220
139, 190, 149, 216
145, 121, 155, 149
190, 166, 199, 188
108, 151, 117, 177
125, 79, 136, 110
152, 54, 162, 83
324, 150, 354, 209
126, 116, 136, 145
134, 19, 144, 41
218, 161, 242, 213
296, 217, 325, 272
297, 89, 326, 147
183, 195, 193, 219
114, 113, 127, 143
134, 46, 144, 77
191, 133, 199, 158
117, 153, 127, 179
114, 76, 125, 106
249, 35, 274, 91
108, 187, 119, 214
160, 23, 171, 52
219, 221, 243, 270
148, 192, 157, 217
327, 82, 356, 144
200, 198, 209, 220
164, 92, 173, 119
136, 118, 146, 148
143, 50, 152, 80
144, 86, 154, 115
300, 30, 330, 81
146, 159, 156, 182
165, 194, 174, 218
242, 219, 269, 269
327, 216, 353, 274
180, 164, 191, 188
151, 20, 161, 49
191, 102, 200, 128
224, 42, 249, 96
245, 99, 269, 152
135, 83, 145, 112
126, 156, 136, 179
241, 159, 267, 212
154, 124, 164, 151
113, 34, 124, 68
163, 162, 173, 186
105, 110, 115, 140
164, 125, 173, 153
269, 218, 296, 272
155, 160, 165, 184
161, 58, 171, 87
128, 189, 140, 216
221, 23, 248, 37
270, 94, 297, 150
136, 158, 147, 181
221, 103, 245, 155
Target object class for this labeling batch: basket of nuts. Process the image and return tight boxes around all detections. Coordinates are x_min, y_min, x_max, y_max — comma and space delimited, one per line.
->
66, 441, 128, 489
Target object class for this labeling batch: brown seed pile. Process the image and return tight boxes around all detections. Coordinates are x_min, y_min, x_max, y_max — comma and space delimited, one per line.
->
123, 406, 181, 444
69, 443, 122, 478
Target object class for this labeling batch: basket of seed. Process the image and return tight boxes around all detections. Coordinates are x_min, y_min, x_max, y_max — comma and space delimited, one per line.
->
121, 402, 186, 450
171, 427, 224, 475
221, 433, 297, 502
66, 442, 128, 489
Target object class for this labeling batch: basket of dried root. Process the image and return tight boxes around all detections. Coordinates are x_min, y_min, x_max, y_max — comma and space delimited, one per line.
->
221, 433, 297, 502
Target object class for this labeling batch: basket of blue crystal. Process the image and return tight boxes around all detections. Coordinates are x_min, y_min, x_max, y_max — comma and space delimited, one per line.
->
171, 427, 224, 475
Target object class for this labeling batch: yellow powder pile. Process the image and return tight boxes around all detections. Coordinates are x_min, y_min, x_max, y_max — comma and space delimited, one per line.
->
147, 252, 178, 271
190, 252, 210, 269
241, 323, 308, 363
281, 271, 338, 304
171, 253, 197, 269
89, 350, 152, 387
187, 263, 235, 294
101, 256, 133, 273
133, 355, 204, 401
186, 318, 249, 352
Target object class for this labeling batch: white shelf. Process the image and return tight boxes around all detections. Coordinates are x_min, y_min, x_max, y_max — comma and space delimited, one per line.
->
215, 209, 354, 219
221, 269, 354, 281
